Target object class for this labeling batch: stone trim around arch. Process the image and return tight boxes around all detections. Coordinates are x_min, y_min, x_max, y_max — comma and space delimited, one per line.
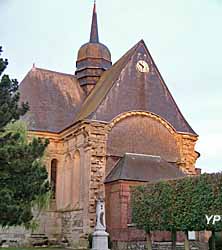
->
108, 111, 177, 135
107, 111, 198, 175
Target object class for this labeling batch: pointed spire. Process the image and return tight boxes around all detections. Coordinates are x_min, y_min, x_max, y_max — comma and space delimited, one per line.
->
90, 0, 99, 43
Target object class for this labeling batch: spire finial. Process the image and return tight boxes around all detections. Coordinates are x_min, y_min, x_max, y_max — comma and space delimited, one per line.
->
94, 0, 96, 11
90, 0, 99, 43
32, 63, 36, 71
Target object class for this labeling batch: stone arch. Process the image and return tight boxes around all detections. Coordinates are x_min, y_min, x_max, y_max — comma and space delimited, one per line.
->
72, 150, 81, 206
106, 111, 180, 174
109, 111, 177, 134
50, 159, 58, 199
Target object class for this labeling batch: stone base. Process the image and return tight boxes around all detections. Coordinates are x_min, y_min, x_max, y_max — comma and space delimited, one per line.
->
0, 206, 88, 248
28, 234, 48, 247
112, 241, 208, 250
92, 230, 110, 250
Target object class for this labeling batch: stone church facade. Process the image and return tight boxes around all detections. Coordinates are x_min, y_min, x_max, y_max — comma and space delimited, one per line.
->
1, 3, 203, 248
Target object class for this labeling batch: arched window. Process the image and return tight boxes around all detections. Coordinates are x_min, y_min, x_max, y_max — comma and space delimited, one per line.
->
51, 159, 57, 199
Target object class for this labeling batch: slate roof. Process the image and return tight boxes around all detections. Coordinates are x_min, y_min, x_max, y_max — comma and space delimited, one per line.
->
74, 41, 138, 122
104, 153, 186, 183
19, 40, 197, 135
75, 40, 197, 135
19, 68, 85, 132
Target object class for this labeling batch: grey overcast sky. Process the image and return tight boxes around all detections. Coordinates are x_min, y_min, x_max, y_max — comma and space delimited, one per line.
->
1, 0, 222, 173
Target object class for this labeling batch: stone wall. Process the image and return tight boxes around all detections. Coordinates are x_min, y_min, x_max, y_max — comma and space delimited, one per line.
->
0, 210, 62, 247
87, 122, 109, 228
178, 134, 199, 175
30, 115, 200, 235
24, 116, 200, 247
112, 241, 208, 250
61, 210, 84, 247
0, 226, 30, 247
31, 121, 109, 246
36, 210, 62, 243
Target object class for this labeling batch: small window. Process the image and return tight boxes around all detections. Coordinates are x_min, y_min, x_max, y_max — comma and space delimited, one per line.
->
188, 231, 196, 240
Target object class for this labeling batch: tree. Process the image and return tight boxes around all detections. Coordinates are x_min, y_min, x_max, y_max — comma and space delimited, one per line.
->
132, 173, 222, 250
174, 174, 222, 250
204, 173, 222, 250
132, 181, 177, 250
131, 185, 153, 250
0, 46, 50, 228
173, 175, 213, 250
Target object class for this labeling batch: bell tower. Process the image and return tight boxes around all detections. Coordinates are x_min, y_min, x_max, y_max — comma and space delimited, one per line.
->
75, 2, 112, 94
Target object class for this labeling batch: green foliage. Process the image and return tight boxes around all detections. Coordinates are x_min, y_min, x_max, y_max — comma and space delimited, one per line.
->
0, 132, 50, 227
88, 233, 93, 249
209, 232, 222, 250
0, 46, 50, 228
4, 121, 28, 143
206, 173, 222, 232
0, 47, 28, 129
132, 180, 176, 232
132, 173, 222, 234
173, 175, 212, 232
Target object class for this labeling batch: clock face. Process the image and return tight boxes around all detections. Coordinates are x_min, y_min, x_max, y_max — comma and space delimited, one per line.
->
136, 60, 149, 73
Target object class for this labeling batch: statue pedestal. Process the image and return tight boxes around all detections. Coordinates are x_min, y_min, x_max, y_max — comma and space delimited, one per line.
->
92, 230, 109, 250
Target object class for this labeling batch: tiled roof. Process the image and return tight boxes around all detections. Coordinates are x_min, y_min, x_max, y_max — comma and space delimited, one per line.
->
75, 40, 197, 135
104, 153, 186, 183
19, 67, 85, 132
19, 40, 197, 135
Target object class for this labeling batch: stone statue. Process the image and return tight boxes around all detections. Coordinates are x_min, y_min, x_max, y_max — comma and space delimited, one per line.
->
92, 198, 110, 250
95, 198, 106, 230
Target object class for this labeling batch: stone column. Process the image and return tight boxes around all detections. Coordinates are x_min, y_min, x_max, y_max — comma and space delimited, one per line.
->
179, 134, 199, 175
87, 122, 109, 228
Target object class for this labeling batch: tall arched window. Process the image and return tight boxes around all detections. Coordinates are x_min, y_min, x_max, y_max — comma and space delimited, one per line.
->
51, 159, 57, 199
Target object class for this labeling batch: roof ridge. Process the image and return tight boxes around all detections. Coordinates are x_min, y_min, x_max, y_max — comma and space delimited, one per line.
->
31, 67, 77, 78
126, 152, 161, 158
104, 157, 123, 183
119, 154, 127, 179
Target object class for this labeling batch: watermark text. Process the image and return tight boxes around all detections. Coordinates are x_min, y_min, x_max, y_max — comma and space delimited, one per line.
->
206, 215, 222, 225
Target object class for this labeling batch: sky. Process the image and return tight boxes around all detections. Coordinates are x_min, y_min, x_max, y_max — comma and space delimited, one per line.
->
1, 0, 222, 173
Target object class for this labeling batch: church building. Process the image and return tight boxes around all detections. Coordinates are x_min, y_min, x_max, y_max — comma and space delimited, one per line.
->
10, 2, 200, 247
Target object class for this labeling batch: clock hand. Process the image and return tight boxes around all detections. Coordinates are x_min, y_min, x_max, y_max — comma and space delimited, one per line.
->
139, 63, 144, 69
